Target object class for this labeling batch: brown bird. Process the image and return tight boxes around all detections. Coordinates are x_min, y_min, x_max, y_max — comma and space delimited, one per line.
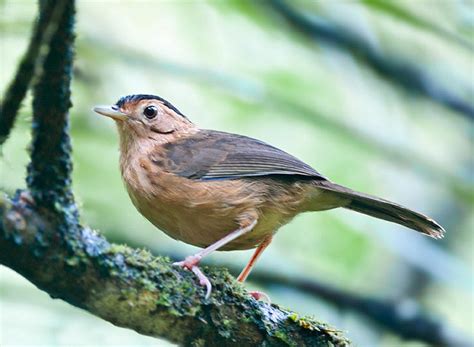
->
94, 94, 445, 299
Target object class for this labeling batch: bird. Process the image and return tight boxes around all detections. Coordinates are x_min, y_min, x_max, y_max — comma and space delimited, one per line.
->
94, 94, 445, 300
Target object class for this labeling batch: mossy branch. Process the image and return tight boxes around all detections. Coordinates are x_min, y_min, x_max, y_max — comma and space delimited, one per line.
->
26, 0, 76, 208
117, 246, 469, 347
0, 192, 349, 347
108, 232, 472, 347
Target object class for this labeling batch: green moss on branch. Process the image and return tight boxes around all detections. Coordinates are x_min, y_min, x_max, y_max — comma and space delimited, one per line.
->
0, 192, 350, 346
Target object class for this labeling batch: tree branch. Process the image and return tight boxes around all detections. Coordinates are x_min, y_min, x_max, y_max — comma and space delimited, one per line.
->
362, 0, 474, 51
0, 1, 67, 146
267, 0, 474, 121
0, 192, 349, 347
246, 269, 473, 347
108, 236, 471, 347
26, 0, 76, 208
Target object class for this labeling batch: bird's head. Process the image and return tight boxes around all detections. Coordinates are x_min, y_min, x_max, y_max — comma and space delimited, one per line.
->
94, 94, 195, 146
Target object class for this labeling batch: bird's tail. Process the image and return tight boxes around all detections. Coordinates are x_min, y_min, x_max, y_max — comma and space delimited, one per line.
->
317, 182, 445, 239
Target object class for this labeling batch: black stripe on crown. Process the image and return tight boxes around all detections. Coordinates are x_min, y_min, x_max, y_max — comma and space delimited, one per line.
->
115, 94, 185, 117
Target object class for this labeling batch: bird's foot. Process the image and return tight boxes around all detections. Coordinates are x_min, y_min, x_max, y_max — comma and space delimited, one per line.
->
249, 290, 271, 303
18, 190, 34, 205
173, 254, 202, 269
173, 255, 212, 299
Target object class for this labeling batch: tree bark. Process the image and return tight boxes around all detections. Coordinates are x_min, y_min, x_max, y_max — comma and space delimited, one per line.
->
0, 192, 349, 346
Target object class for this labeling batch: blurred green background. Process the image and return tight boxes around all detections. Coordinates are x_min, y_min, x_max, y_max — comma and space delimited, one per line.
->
1, 0, 473, 346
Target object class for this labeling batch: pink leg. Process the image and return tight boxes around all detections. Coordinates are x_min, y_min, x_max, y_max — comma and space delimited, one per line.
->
237, 235, 273, 282
173, 219, 257, 299
237, 235, 273, 302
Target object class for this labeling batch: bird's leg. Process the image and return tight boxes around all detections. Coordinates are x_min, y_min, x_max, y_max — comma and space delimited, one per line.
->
173, 219, 257, 298
237, 235, 272, 282
237, 235, 273, 302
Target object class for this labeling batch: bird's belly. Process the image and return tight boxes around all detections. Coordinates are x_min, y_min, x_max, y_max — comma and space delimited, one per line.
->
135, 201, 287, 250
124, 172, 296, 250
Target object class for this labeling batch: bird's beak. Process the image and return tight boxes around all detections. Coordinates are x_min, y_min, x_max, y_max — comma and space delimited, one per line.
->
93, 105, 128, 121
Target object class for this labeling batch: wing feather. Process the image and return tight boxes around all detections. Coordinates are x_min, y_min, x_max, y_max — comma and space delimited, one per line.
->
157, 130, 326, 181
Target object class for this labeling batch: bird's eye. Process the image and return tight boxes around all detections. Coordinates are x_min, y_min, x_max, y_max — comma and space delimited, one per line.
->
143, 105, 158, 119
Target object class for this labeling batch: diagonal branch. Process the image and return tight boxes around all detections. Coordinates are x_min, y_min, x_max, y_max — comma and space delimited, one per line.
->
0, 192, 349, 347
361, 0, 474, 51
246, 269, 473, 347
0, 1, 68, 146
109, 236, 472, 347
267, 0, 474, 121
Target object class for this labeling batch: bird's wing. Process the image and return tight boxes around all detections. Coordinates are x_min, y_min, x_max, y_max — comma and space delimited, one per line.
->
153, 130, 327, 181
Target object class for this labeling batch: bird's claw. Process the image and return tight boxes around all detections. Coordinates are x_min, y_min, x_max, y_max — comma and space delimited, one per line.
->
18, 191, 35, 205
191, 266, 212, 299
173, 255, 211, 299
249, 290, 271, 303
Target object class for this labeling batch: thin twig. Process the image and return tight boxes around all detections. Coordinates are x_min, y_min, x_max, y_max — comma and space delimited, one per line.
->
0, 1, 68, 146
362, 0, 474, 51
267, 0, 474, 120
